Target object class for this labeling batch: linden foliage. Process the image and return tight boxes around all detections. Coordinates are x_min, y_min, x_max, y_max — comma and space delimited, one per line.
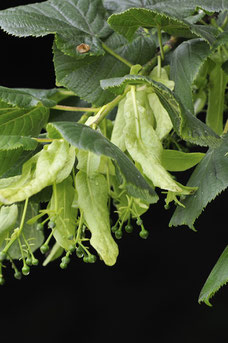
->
0, 0, 228, 305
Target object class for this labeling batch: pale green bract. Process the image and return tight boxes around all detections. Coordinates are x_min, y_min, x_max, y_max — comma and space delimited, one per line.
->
148, 66, 174, 140
0, 205, 18, 246
76, 170, 119, 266
0, 140, 75, 204
48, 176, 77, 250
113, 86, 195, 196
75, 150, 118, 265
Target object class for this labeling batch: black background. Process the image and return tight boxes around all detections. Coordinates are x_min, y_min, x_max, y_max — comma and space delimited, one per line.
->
0, 1, 228, 342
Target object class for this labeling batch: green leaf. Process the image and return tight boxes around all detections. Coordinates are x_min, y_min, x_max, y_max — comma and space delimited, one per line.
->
48, 177, 77, 250
161, 150, 205, 171
47, 121, 158, 203
170, 39, 211, 113
199, 245, 228, 306
105, 0, 228, 17
1, 147, 42, 178
0, 205, 18, 246
0, 140, 75, 205
1, 202, 44, 259
169, 133, 228, 229
0, 86, 57, 108
0, 99, 49, 177
100, 74, 220, 147
107, 7, 218, 45
0, 150, 27, 178
206, 64, 228, 135
76, 170, 119, 266
0, 0, 111, 58
0, 136, 38, 151
0, 104, 49, 137
53, 32, 156, 105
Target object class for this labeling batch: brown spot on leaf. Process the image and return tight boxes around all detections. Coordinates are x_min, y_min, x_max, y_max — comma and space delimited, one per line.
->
76, 43, 90, 54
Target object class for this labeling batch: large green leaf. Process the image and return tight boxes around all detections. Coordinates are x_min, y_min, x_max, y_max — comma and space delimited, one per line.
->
169, 133, 228, 230
0, 105, 49, 136
48, 177, 77, 250
199, 245, 228, 306
0, 87, 57, 108
76, 170, 119, 266
100, 74, 220, 147
1, 148, 42, 178
47, 121, 158, 203
0, 136, 38, 151
0, 100, 49, 177
104, 0, 228, 15
170, 39, 211, 113
107, 7, 218, 45
0, 0, 111, 58
53, 32, 156, 106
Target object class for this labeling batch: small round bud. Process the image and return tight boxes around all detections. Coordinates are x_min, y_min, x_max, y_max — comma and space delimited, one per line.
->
32, 258, 39, 266
48, 221, 56, 229
125, 224, 133, 233
36, 223, 44, 231
0, 251, 6, 262
139, 229, 149, 239
0, 277, 5, 285
136, 218, 143, 226
111, 226, 118, 233
22, 265, 30, 276
76, 246, 84, 258
68, 244, 76, 253
61, 256, 70, 265
60, 262, 68, 269
14, 271, 22, 280
40, 244, 49, 254
115, 229, 123, 239
88, 254, 97, 263
26, 257, 32, 266
83, 256, 90, 263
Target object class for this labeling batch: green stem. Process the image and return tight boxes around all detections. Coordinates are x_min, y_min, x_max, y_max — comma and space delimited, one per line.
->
57, 89, 75, 97
33, 138, 54, 143
78, 112, 94, 124
157, 25, 164, 60
157, 55, 162, 78
92, 91, 128, 127
102, 42, 133, 68
76, 211, 84, 243
140, 37, 176, 75
52, 104, 101, 113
